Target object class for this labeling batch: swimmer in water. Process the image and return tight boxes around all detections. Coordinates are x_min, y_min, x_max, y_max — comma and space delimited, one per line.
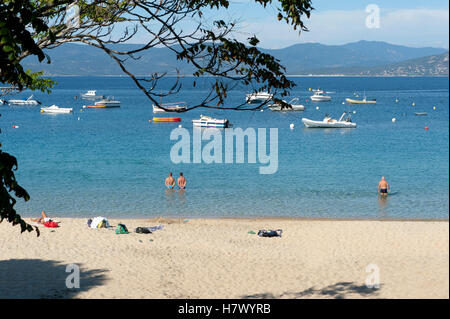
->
377, 176, 390, 196
165, 172, 175, 189
177, 172, 186, 189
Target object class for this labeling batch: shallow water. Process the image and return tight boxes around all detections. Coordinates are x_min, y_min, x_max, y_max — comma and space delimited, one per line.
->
1, 76, 448, 219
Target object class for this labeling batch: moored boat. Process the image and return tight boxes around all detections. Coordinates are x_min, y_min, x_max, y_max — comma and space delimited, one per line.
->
152, 117, 181, 122
8, 95, 40, 105
310, 89, 331, 102
81, 90, 104, 100
246, 91, 273, 104
192, 115, 229, 128
345, 97, 376, 104
88, 98, 121, 108
40, 105, 73, 114
153, 102, 187, 113
269, 98, 305, 112
302, 111, 356, 128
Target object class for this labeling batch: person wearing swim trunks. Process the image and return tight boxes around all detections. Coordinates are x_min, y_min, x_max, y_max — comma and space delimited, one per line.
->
177, 172, 187, 189
165, 172, 175, 189
378, 176, 390, 196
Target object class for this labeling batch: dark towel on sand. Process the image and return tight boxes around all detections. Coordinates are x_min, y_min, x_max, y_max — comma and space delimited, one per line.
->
258, 229, 282, 237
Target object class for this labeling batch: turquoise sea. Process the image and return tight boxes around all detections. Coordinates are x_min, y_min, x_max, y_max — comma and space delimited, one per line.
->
1, 76, 448, 219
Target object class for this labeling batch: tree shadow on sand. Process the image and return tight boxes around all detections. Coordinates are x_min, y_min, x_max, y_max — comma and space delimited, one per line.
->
242, 282, 382, 299
0, 259, 108, 298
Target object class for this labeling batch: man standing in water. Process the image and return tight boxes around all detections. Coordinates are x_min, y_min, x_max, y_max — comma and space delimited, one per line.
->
165, 172, 175, 189
177, 172, 187, 189
378, 176, 390, 196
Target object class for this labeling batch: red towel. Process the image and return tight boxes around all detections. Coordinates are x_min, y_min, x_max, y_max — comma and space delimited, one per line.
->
44, 221, 59, 228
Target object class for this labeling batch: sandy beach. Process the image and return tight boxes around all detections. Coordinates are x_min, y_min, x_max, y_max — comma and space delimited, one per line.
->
0, 217, 448, 299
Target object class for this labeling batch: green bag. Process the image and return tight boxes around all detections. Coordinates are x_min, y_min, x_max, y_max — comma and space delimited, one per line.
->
115, 223, 129, 234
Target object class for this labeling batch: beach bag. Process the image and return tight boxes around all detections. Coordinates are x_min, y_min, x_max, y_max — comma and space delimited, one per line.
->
97, 220, 108, 228
115, 224, 129, 234
44, 221, 59, 228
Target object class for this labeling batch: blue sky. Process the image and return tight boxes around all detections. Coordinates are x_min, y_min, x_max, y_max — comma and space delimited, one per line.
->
126, 1, 449, 49
204, 0, 450, 49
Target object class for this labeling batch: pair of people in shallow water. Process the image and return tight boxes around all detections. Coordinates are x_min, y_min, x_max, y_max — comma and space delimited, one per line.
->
165, 172, 186, 190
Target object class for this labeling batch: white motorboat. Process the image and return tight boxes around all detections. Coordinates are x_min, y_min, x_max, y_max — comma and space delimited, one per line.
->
8, 95, 40, 105
302, 112, 356, 128
81, 90, 104, 99
91, 98, 121, 108
192, 115, 230, 128
40, 105, 73, 114
310, 90, 331, 102
246, 91, 273, 104
269, 98, 305, 112
153, 102, 187, 113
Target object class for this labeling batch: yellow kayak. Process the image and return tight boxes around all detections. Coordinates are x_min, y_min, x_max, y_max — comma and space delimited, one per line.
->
345, 98, 376, 104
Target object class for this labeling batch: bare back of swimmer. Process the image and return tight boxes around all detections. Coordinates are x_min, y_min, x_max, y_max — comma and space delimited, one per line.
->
378, 176, 390, 196
165, 172, 175, 189
177, 172, 186, 189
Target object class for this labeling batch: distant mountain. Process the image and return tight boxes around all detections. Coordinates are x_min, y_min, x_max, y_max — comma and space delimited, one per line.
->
22, 41, 448, 76
304, 52, 449, 76
264, 41, 448, 74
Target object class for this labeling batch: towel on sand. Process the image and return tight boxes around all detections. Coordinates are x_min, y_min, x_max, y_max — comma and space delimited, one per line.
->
88, 217, 110, 229
135, 225, 163, 234
257, 229, 282, 237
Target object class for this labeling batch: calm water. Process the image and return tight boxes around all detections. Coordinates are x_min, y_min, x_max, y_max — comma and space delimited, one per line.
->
1, 76, 448, 219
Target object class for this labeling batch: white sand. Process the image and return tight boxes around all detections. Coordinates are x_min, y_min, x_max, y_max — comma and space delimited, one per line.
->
0, 218, 448, 298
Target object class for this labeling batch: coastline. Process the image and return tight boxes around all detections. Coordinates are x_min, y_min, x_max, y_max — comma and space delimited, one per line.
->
15, 212, 450, 222
1, 217, 448, 299
40, 74, 450, 77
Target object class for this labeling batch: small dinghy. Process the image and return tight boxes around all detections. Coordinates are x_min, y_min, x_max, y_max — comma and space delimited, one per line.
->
269, 98, 305, 112
414, 112, 427, 116
302, 111, 356, 128
40, 105, 73, 114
